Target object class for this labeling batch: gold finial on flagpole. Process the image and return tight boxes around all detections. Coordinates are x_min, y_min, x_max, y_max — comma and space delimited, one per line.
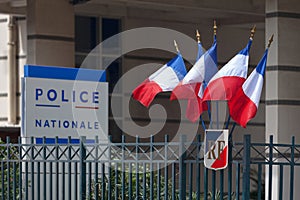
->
267, 34, 274, 48
250, 25, 256, 40
196, 29, 201, 43
174, 40, 180, 53
213, 20, 217, 36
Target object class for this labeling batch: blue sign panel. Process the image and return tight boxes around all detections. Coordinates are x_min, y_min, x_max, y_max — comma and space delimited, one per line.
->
22, 65, 108, 143
24, 65, 106, 82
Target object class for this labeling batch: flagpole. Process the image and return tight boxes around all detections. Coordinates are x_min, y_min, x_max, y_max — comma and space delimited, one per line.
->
173, 40, 180, 53
211, 20, 218, 197
208, 21, 217, 125
250, 25, 256, 40
196, 29, 201, 44
199, 115, 206, 131
194, 30, 207, 131
200, 27, 211, 124
213, 20, 217, 38
213, 20, 219, 129
202, 82, 211, 124
229, 122, 236, 140
225, 115, 231, 129
267, 34, 274, 48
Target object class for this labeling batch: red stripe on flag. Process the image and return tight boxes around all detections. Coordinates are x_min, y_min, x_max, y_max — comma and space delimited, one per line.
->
186, 97, 208, 122
170, 82, 200, 100
171, 82, 208, 122
203, 76, 245, 101
132, 79, 163, 107
211, 146, 228, 169
228, 89, 257, 128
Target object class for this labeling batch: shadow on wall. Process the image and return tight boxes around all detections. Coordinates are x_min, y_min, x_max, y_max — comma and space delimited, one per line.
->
0, 127, 20, 143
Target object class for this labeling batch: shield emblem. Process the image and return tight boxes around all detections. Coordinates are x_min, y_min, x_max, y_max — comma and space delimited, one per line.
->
204, 129, 229, 170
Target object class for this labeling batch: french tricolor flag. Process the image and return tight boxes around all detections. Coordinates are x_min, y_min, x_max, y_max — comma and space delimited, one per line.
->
132, 53, 187, 107
228, 49, 268, 127
170, 39, 217, 122
203, 39, 252, 101
196, 41, 204, 61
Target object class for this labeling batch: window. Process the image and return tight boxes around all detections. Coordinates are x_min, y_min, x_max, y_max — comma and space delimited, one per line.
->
75, 16, 99, 66
75, 16, 121, 92
75, 16, 122, 139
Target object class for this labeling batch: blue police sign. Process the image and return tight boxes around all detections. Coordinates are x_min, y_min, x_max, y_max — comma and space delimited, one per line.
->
22, 65, 108, 141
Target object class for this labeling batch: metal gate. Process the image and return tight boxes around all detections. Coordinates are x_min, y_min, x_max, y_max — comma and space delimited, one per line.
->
0, 134, 299, 199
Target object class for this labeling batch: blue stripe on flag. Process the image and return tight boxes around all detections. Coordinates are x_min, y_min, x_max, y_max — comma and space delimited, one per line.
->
196, 43, 204, 61
255, 49, 268, 77
238, 39, 252, 56
207, 40, 218, 66
166, 54, 187, 80
204, 40, 218, 83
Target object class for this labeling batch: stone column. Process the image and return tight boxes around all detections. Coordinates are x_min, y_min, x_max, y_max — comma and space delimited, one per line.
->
27, 0, 74, 67
265, 0, 300, 199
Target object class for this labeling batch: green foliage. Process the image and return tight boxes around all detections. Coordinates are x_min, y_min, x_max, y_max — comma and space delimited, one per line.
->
0, 139, 20, 199
206, 191, 236, 200
89, 164, 236, 200
90, 164, 179, 200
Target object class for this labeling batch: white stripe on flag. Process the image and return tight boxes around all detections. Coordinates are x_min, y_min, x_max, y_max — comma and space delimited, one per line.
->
242, 70, 264, 107
182, 57, 205, 84
149, 65, 180, 91
209, 54, 249, 83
